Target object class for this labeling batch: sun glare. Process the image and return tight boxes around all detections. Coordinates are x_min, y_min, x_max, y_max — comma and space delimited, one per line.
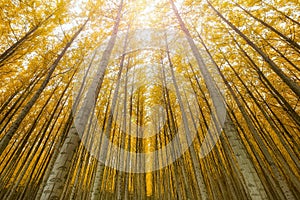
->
127, 0, 162, 28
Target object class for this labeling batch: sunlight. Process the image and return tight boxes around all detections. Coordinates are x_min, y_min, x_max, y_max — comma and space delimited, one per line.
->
127, 0, 162, 28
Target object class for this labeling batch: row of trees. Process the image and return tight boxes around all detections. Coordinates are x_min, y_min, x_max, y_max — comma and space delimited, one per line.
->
0, 0, 299, 199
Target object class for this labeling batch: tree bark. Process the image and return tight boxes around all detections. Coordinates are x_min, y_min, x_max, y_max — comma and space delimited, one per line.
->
0, 20, 88, 155
40, 2, 123, 199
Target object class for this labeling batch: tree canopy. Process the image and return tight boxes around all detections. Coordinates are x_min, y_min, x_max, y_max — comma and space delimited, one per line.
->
0, 0, 299, 199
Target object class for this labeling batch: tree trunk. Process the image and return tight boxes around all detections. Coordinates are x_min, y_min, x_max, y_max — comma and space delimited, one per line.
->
40, 2, 123, 199
0, 20, 88, 155
207, 0, 300, 97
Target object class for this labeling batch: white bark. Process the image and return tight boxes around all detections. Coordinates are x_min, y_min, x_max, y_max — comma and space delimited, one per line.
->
224, 116, 267, 200
40, 2, 123, 198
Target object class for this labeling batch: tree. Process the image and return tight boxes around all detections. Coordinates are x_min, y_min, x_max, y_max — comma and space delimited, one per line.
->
40, 1, 124, 199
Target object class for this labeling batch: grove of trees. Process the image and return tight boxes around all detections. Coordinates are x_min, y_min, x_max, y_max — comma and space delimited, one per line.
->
0, 0, 299, 199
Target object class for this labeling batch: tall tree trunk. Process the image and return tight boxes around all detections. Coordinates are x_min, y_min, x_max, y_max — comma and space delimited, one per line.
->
40, 2, 123, 199
206, 0, 300, 97
169, 1, 269, 198
0, 13, 54, 67
0, 20, 88, 155
201, 34, 295, 199
163, 38, 208, 199
169, 0, 227, 158
261, 1, 300, 26
234, 2, 300, 51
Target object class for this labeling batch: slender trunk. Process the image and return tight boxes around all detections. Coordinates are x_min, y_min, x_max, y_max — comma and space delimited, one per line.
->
0, 20, 88, 155
164, 40, 209, 199
114, 26, 130, 200
161, 67, 193, 200
6, 83, 70, 200
0, 89, 19, 115
230, 34, 300, 127
169, 0, 227, 158
0, 13, 54, 67
202, 39, 294, 199
0, 84, 60, 188
262, 1, 300, 26
206, 0, 300, 97
234, 2, 300, 51
41, 2, 123, 199
0, 73, 44, 132
90, 91, 112, 200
